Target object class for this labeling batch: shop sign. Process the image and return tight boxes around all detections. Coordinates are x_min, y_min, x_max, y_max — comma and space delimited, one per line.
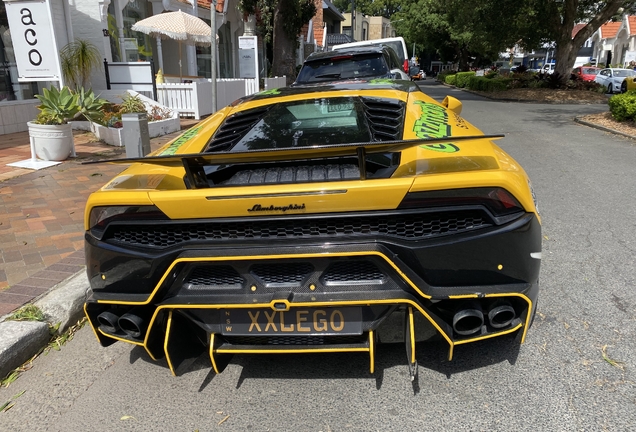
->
239, 36, 258, 79
3, 0, 61, 81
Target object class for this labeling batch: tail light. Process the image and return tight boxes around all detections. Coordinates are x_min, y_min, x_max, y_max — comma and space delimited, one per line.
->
89, 205, 168, 239
398, 187, 525, 217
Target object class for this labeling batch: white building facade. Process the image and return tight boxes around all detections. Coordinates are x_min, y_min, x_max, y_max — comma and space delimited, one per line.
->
0, 0, 249, 135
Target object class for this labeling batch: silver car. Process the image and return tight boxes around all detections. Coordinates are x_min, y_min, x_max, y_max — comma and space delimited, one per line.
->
594, 68, 636, 93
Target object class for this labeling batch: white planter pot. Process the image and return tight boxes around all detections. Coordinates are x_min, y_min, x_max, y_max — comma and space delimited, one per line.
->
27, 121, 73, 161
87, 116, 180, 147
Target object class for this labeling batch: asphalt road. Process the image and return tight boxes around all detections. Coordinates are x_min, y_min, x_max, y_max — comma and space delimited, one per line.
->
1, 81, 635, 431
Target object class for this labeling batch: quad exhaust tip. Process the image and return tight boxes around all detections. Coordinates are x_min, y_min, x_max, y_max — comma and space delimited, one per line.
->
118, 312, 146, 339
97, 311, 120, 333
452, 300, 517, 336
487, 301, 516, 329
452, 303, 484, 336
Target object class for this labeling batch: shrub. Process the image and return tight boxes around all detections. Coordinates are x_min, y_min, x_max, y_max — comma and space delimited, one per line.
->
484, 69, 499, 79
466, 76, 510, 92
508, 74, 536, 89
608, 91, 636, 121
445, 74, 457, 85
437, 71, 455, 83
119, 93, 146, 114
95, 96, 173, 128
455, 71, 476, 88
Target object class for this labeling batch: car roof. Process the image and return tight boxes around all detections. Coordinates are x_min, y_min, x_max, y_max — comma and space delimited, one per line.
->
240, 80, 421, 103
304, 46, 392, 62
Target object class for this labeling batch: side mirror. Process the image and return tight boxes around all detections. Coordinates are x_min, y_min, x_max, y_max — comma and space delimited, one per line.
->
442, 95, 463, 115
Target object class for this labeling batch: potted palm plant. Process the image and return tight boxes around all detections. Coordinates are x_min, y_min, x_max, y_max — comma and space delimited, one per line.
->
29, 86, 106, 161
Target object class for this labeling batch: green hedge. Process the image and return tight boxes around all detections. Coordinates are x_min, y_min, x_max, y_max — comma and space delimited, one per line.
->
608, 91, 636, 121
445, 74, 457, 85
437, 71, 455, 83
466, 76, 511, 92
455, 71, 476, 88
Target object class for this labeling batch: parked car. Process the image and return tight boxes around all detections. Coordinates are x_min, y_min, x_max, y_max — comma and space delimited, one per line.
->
411, 69, 426, 80
293, 46, 410, 85
83, 81, 541, 379
571, 66, 601, 81
540, 63, 556, 74
332, 36, 410, 73
621, 74, 636, 92
594, 68, 636, 93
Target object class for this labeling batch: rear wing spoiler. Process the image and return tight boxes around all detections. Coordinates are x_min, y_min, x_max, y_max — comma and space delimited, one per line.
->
84, 134, 504, 188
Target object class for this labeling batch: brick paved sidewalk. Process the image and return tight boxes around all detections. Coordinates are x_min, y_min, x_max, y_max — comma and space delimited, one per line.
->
0, 121, 198, 316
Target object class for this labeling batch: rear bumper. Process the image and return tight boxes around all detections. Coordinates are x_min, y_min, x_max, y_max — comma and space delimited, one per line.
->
84, 212, 541, 376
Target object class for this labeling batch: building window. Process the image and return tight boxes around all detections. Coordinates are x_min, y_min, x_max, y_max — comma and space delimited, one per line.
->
343, 26, 352, 38
108, 0, 153, 63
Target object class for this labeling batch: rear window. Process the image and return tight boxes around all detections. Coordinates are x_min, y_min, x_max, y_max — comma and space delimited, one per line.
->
209, 97, 372, 152
582, 68, 599, 75
614, 70, 636, 77
296, 53, 389, 84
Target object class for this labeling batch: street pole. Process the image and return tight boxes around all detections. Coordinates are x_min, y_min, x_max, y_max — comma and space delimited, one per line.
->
211, 0, 217, 113
351, 0, 355, 40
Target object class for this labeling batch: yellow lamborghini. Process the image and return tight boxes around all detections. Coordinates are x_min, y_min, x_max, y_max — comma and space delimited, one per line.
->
84, 80, 541, 379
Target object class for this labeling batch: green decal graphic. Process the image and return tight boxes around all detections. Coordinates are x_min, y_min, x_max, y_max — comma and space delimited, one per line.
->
413, 101, 459, 152
413, 101, 451, 138
258, 88, 282, 96
369, 78, 395, 85
160, 126, 202, 155
420, 143, 460, 153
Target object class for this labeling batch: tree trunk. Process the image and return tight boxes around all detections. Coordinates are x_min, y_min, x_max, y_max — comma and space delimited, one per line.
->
554, 40, 578, 82
272, 1, 298, 86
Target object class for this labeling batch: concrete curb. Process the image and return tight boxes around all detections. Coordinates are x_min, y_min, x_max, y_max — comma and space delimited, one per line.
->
573, 117, 636, 140
0, 270, 89, 380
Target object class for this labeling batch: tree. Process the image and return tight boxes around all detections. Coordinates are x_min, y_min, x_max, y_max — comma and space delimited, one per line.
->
332, 0, 399, 17
241, 0, 316, 84
538, 0, 636, 83
59, 39, 102, 90
392, 0, 535, 69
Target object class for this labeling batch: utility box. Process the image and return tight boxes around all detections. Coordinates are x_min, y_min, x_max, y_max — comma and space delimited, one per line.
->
122, 113, 150, 158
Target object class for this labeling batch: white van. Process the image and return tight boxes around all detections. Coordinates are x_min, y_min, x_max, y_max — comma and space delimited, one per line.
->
333, 37, 409, 72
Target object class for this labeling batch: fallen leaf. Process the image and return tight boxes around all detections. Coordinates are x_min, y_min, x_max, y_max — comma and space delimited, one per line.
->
120, 415, 136, 421
25, 214, 30, 218
91, 173, 102, 177
218, 415, 230, 425
1, 402, 14, 412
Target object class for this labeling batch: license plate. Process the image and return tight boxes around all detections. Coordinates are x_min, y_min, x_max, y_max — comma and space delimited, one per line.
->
221, 307, 362, 336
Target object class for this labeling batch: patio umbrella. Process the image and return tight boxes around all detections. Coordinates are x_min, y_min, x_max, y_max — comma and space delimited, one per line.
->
131, 10, 211, 81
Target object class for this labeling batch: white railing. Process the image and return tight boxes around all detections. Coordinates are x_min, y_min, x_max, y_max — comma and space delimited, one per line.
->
156, 83, 199, 117
156, 79, 255, 119
244, 78, 259, 95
